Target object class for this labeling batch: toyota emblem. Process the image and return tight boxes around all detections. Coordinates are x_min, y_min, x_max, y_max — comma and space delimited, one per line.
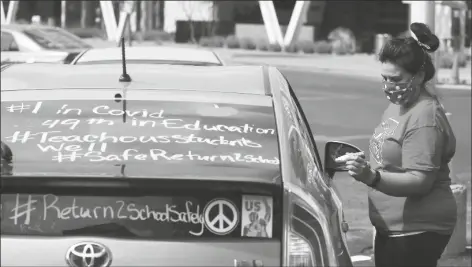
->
65, 242, 112, 267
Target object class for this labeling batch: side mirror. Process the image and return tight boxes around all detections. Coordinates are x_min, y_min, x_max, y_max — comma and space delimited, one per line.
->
324, 141, 362, 178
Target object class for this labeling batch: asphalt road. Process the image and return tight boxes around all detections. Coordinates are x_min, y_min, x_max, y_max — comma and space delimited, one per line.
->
280, 68, 471, 183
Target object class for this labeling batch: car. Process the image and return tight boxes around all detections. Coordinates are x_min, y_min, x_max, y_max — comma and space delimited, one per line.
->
1, 24, 92, 64
69, 46, 224, 66
1, 62, 360, 266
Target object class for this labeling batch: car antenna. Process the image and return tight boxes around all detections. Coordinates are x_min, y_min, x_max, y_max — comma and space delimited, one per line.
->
119, 37, 131, 83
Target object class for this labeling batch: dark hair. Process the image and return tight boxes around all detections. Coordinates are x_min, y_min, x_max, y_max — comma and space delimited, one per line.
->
1, 141, 12, 163
379, 23, 440, 83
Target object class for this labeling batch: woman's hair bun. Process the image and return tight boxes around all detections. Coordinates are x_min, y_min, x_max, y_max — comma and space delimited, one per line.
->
410, 22, 440, 52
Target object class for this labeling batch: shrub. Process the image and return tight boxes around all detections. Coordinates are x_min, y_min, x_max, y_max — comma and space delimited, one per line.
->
328, 27, 356, 54
438, 52, 468, 69
314, 41, 332, 54
239, 37, 257, 50
141, 30, 174, 42
199, 36, 225, 48
268, 43, 282, 52
331, 40, 351, 55
198, 37, 212, 47
225, 35, 240, 49
296, 40, 316, 54
285, 43, 299, 53
255, 39, 269, 51
211, 36, 226, 47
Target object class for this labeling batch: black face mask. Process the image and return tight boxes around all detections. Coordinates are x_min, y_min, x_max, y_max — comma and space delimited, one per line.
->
382, 77, 415, 105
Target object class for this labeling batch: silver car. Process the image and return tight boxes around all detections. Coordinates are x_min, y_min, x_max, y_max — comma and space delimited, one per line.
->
1, 62, 357, 266
1, 24, 92, 64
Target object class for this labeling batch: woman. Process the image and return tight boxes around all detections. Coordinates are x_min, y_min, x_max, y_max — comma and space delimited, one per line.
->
335, 23, 457, 267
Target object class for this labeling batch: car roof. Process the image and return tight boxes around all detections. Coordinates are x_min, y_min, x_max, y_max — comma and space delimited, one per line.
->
75, 46, 222, 65
1, 63, 271, 95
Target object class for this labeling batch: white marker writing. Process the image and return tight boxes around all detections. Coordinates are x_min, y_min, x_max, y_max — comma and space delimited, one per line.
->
42, 119, 80, 130
31, 101, 42, 114
92, 105, 165, 119
88, 143, 96, 152
87, 118, 114, 126
56, 104, 82, 115
37, 143, 82, 152
9, 194, 37, 225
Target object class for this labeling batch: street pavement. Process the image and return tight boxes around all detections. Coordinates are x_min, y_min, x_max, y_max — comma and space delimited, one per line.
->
222, 49, 472, 90
277, 67, 472, 261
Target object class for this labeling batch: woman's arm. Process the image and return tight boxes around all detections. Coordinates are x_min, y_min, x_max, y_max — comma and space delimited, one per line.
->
366, 169, 436, 197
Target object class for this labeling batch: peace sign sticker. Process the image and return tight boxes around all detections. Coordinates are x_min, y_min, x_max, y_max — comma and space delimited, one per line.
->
203, 198, 239, 235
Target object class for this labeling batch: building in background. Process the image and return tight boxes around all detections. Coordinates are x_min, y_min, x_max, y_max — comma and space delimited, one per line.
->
1, 0, 165, 31
2, 0, 470, 51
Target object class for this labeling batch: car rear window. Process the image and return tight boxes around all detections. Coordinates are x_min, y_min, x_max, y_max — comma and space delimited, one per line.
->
23, 28, 91, 50
1, 100, 279, 175
0, 190, 281, 239
1, 99, 281, 239
75, 60, 222, 66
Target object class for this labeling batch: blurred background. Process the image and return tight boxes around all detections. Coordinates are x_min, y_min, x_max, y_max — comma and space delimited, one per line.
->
2, 0, 470, 52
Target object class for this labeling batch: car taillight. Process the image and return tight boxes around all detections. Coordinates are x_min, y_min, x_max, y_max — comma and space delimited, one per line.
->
289, 232, 315, 267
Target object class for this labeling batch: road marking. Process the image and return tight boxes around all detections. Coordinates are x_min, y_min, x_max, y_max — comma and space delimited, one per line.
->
313, 134, 372, 142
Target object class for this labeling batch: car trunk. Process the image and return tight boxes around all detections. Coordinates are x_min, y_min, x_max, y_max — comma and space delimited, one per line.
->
1, 177, 283, 266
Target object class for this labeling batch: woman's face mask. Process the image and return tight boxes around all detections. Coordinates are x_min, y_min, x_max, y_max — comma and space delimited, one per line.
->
382, 77, 416, 105
380, 61, 424, 106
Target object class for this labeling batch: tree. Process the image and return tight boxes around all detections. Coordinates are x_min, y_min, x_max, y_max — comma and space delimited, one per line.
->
80, 1, 87, 28
180, 1, 215, 43
180, 1, 199, 43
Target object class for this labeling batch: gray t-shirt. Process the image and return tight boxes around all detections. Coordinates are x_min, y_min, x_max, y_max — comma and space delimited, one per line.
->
368, 95, 457, 234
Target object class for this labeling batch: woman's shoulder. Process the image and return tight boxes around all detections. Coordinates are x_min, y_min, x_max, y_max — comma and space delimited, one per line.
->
407, 96, 444, 129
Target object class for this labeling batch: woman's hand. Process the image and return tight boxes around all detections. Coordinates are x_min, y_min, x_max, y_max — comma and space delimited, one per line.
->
335, 152, 376, 185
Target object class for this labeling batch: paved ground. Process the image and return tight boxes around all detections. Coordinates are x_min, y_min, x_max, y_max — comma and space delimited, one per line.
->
222, 49, 472, 89
277, 68, 471, 265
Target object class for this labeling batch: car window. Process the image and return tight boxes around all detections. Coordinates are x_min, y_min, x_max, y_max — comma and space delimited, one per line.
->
273, 70, 324, 172
288, 85, 325, 175
270, 68, 331, 189
75, 60, 222, 66
1, 31, 20, 52
1, 99, 281, 239
22, 28, 92, 50
1, 99, 279, 174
